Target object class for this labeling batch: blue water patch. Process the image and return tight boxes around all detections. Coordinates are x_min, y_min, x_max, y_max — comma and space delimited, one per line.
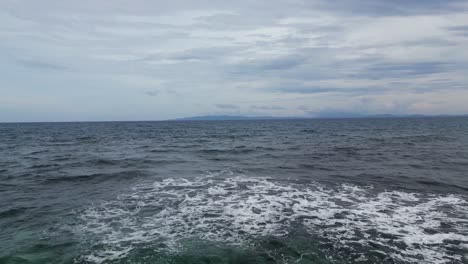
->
1, 117, 468, 263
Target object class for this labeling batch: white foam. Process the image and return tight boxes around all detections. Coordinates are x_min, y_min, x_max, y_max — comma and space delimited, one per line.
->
73, 172, 468, 263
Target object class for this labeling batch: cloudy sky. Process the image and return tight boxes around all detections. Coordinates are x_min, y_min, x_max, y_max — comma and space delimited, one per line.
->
1, 0, 468, 121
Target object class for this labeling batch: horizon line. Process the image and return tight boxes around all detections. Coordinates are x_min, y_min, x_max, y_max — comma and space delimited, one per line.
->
1, 114, 468, 124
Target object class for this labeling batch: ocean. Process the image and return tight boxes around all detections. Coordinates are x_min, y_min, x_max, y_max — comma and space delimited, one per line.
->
0, 117, 467, 264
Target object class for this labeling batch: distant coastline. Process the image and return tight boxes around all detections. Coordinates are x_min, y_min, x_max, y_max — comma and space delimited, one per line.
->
171, 115, 305, 121
1, 114, 467, 124
170, 114, 467, 121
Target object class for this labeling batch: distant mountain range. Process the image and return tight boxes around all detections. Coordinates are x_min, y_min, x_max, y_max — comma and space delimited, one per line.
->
172, 115, 304, 121
171, 114, 466, 121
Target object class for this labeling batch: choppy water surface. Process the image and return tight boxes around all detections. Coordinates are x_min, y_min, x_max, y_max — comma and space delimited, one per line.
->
1, 118, 468, 263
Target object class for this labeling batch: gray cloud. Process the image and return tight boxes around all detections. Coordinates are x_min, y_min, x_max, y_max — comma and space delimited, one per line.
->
231, 54, 309, 74
1, 0, 468, 121
144, 88, 181, 97
251, 105, 286, 110
360, 62, 453, 80
272, 86, 342, 94
447, 25, 468, 37
215, 104, 240, 110
313, 0, 468, 16
16, 59, 66, 71
139, 46, 236, 63
144, 90, 159, 96
270, 85, 387, 96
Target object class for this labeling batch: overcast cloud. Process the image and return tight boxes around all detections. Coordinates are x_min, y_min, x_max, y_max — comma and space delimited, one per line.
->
1, 0, 467, 121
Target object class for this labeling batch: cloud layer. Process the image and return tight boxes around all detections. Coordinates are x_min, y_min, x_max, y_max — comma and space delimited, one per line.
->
1, 0, 467, 121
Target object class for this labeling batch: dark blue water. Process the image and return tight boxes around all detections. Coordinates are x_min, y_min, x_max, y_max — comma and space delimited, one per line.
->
1, 118, 467, 263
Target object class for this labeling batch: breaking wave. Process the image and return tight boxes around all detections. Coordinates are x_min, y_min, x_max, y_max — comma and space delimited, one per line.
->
74, 171, 468, 263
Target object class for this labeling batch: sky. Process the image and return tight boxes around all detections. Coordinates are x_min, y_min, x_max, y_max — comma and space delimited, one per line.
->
1, 0, 468, 122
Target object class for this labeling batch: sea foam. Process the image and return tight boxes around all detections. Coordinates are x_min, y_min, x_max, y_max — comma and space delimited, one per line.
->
74, 171, 468, 263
